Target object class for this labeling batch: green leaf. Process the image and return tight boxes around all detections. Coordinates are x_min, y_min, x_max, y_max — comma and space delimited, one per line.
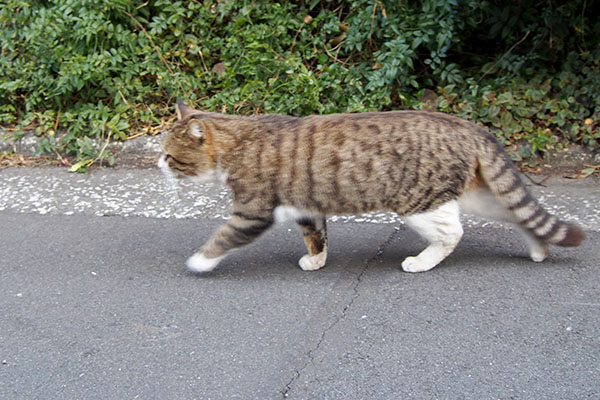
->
521, 119, 534, 131
488, 104, 500, 118
68, 159, 92, 173
501, 111, 513, 127
580, 167, 596, 178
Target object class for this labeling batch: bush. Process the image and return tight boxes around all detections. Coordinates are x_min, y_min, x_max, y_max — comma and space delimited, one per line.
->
1, 0, 598, 168
437, 49, 600, 158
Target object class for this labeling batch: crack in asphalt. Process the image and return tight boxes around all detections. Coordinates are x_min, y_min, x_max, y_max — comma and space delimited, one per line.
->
280, 227, 403, 398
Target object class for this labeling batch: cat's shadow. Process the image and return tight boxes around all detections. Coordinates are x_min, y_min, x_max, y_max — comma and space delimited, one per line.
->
172, 227, 582, 280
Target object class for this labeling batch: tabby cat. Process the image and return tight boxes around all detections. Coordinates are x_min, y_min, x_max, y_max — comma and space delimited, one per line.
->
158, 100, 584, 273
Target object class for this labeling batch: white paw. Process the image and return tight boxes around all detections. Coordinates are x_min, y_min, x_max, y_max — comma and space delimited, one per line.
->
401, 256, 435, 273
530, 246, 548, 262
186, 253, 225, 273
298, 252, 327, 271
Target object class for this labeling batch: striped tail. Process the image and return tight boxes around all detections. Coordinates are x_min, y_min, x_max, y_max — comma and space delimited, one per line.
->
477, 136, 585, 247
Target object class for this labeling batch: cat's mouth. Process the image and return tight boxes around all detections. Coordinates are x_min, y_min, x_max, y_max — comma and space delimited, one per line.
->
158, 160, 184, 197
157, 154, 168, 170
158, 154, 185, 180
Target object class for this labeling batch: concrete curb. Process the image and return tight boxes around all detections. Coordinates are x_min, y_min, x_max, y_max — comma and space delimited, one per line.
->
1, 127, 162, 161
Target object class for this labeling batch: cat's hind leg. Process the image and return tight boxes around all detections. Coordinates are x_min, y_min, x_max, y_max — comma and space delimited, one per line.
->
296, 215, 328, 271
458, 187, 548, 262
401, 200, 463, 273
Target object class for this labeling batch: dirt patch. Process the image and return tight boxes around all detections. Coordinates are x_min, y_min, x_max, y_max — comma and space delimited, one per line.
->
0, 152, 61, 169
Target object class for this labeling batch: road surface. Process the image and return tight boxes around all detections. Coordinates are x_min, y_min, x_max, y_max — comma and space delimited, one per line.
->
1, 167, 599, 399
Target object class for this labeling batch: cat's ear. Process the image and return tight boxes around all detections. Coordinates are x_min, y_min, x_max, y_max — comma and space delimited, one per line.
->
176, 99, 197, 120
187, 120, 206, 140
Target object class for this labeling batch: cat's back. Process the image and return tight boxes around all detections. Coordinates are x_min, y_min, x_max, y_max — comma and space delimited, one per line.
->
300, 110, 480, 144
294, 110, 482, 174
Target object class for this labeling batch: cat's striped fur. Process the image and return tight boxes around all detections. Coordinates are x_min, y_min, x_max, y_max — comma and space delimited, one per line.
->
158, 101, 584, 273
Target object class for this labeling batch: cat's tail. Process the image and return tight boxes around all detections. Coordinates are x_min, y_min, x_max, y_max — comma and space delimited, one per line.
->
476, 134, 585, 248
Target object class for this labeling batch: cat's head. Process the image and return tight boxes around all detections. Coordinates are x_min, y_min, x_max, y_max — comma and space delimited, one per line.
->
158, 100, 225, 183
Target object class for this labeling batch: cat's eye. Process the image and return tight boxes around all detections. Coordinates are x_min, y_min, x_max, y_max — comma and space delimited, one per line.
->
167, 154, 192, 167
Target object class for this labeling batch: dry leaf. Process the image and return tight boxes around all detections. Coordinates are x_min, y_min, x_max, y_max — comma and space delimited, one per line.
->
338, 23, 350, 32
212, 62, 226, 77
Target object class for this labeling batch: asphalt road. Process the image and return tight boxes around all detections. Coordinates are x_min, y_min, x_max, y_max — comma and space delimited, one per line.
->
1, 167, 599, 399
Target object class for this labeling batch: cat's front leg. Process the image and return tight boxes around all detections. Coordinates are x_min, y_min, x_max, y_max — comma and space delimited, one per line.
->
296, 216, 328, 271
186, 210, 274, 273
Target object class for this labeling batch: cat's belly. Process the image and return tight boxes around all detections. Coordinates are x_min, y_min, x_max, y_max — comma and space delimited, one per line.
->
273, 205, 315, 222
